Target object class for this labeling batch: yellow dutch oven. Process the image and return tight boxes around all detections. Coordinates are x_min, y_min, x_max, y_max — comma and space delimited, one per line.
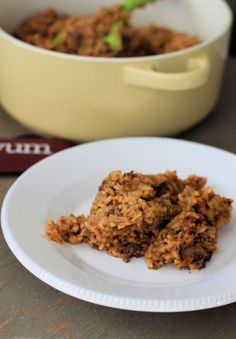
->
0, 0, 233, 141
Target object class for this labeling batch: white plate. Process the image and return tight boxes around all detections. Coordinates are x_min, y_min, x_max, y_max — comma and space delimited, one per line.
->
1, 137, 236, 312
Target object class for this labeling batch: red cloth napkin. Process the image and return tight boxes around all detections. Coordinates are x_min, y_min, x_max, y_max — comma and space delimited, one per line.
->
0, 137, 73, 174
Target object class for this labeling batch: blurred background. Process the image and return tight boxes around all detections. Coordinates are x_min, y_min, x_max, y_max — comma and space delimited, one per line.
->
226, 0, 236, 54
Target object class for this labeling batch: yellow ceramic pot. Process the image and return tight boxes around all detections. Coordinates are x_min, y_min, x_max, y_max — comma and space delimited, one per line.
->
0, 0, 233, 141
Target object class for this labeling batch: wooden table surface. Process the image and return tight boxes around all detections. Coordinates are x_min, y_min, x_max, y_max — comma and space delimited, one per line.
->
1, 58, 236, 339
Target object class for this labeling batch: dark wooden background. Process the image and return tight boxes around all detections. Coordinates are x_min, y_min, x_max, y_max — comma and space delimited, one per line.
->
225, 0, 236, 54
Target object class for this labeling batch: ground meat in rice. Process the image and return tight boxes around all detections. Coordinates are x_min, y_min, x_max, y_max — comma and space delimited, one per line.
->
46, 171, 233, 270
14, 6, 200, 57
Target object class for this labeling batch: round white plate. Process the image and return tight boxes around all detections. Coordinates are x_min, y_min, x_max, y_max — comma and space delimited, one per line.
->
1, 137, 236, 312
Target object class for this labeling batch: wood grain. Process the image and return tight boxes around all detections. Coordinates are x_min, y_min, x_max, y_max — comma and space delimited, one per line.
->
0, 59, 236, 339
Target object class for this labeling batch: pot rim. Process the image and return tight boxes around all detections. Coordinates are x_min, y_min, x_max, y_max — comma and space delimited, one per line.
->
0, 0, 233, 63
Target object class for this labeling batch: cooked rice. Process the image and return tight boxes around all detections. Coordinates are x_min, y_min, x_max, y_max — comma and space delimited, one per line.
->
46, 171, 233, 270
15, 6, 200, 57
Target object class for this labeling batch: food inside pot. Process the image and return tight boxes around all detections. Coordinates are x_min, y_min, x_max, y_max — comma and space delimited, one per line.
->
14, 0, 200, 57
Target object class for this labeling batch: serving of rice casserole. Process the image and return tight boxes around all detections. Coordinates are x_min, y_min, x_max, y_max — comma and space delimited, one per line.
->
46, 171, 232, 270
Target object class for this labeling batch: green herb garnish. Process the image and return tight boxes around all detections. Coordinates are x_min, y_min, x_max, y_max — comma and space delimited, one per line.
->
104, 0, 159, 53
52, 31, 66, 48
104, 21, 124, 54
123, 0, 157, 12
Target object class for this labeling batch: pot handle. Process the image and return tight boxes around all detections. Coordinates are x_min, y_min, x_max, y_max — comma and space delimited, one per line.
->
123, 53, 210, 91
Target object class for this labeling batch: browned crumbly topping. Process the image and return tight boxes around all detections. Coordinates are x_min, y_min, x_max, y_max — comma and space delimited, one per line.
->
145, 210, 217, 270
46, 171, 233, 270
15, 7, 200, 57
46, 214, 88, 244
